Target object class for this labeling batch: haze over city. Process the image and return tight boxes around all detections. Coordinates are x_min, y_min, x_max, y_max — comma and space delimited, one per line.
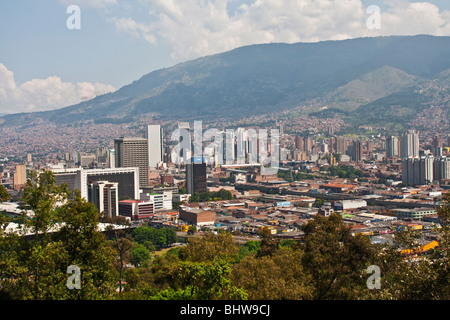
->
0, 0, 449, 311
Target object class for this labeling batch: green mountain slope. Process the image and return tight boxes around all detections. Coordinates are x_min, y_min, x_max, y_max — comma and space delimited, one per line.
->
351, 68, 450, 130
1, 35, 450, 127
325, 65, 421, 110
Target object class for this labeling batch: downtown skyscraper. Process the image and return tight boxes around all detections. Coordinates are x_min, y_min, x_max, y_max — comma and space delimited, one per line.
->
146, 125, 164, 169
114, 137, 148, 187
401, 130, 420, 158
386, 136, 399, 158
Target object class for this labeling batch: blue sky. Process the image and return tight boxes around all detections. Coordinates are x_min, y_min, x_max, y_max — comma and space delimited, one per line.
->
1, 0, 449, 114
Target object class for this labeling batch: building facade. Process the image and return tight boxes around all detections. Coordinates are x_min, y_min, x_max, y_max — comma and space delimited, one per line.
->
119, 199, 154, 220
140, 191, 173, 211
88, 181, 119, 218
13, 164, 28, 191
114, 137, 148, 187
52, 167, 140, 201
146, 125, 163, 169
386, 136, 399, 158
402, 155, 434, 185
186, 160, 207, 195
401, 130, 420, 158
433, 156, 450, 181
394, 208, 436, 220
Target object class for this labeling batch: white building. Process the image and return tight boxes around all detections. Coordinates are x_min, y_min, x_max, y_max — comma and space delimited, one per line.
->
401, 130, 420, 158
146, 125, 163, 169
140, 191, 173, 211
334, 199, 367, 211
52, 167, 140, 201
88, 181, 119, 218
173, 193, 191, 203
386, 136, 399, 158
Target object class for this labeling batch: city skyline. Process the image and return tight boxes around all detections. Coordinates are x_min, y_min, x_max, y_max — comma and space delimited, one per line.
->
1, 1, 450, 306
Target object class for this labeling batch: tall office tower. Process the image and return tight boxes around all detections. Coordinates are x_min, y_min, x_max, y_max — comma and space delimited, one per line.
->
320, 141, 329, 154
145, 125, 163, 169
186, 158, 207, 195
108, 149, 116, 168
13, 164, 27, 191
432, 135, 444, 149
88, 181, 119, 218
402, 155, 434, 185
96, 146, 108, 162
174, 122, 192, 165
224, 130, 235, 165
329, 137, 336, 152
421, 155, 434, 185
335, 136, 351, 155
350, 140, 363, 162
72, 151, 80, 164
247, 130, 259, 164
295, 136, 304, 151
386, 136, 399, 158
235, 128, 248, 164
401, 130, 420, 158
114, 137, 148, 187
434, 157, 450, 181
432, 135, 444, 156
304, 137, 313, 153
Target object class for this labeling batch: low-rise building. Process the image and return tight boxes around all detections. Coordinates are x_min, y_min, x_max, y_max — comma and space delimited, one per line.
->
334, 199, 367, 211
119, 199, 154, 220
179, 207, 216, 226
140, 191, 173, 211
394, 207, 437, 220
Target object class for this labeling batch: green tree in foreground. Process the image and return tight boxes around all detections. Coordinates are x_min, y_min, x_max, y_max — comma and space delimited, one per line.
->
132, 226, 177, 249
131, 244, 151, 268
369, 193, 450, 300
301, 213, 379, 300
0, 184, 10, 202
153, 260, 247, 300
232, 246, 313, 300
0, 169, 116, 300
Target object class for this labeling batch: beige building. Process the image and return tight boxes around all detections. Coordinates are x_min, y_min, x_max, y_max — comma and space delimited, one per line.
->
13, 164, 27, 191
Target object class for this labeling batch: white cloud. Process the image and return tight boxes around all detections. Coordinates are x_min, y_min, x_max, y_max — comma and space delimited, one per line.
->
110, 17, 156, 44
111, 0, 450, 62
377, 1, 450, 36
58, 0, 117, 9
0, 64, 116, 114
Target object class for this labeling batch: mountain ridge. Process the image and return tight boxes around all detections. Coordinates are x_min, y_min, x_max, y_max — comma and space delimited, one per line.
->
1, 34, 450, 127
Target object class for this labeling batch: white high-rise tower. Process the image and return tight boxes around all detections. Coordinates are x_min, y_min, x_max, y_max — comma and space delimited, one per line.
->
401, 130, 419, 158
146, 125, 163, 169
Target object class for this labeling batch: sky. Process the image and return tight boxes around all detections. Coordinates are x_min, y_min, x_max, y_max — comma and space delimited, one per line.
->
1, 0, 450, 114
